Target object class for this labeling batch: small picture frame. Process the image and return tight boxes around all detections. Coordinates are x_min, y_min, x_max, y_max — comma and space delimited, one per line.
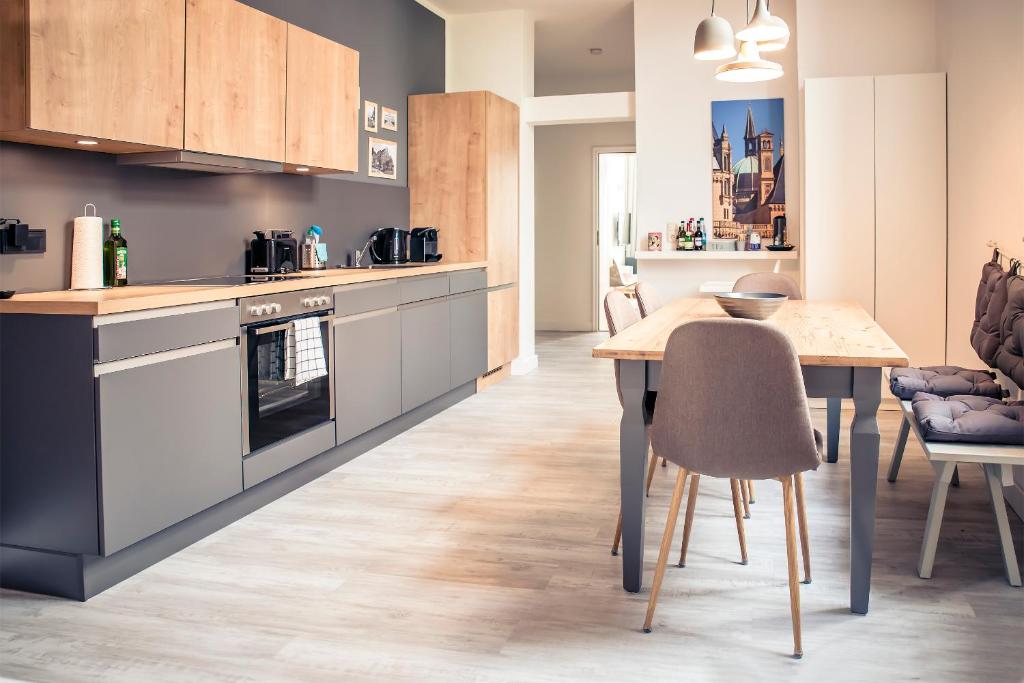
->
368, 136, 397, 180
647, 232, 663, 251
364, 100, 378, 132
381, 106, 398, 132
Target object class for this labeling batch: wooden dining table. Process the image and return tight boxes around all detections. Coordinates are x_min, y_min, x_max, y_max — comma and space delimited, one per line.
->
593, 297, 909, 614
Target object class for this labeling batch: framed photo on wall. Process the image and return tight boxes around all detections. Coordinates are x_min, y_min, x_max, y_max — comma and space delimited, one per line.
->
368, 137, 397, 179
381, 106, 398, 132
364, 100, 378, 132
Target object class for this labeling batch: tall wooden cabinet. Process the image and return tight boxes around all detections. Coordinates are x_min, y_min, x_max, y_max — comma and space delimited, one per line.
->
0, 0, 185, 152
184, 0, 287, 162
409, 91, 520, 376
803, 73, 947, 367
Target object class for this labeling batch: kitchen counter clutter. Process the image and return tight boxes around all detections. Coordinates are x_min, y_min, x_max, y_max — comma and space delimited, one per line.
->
0, 262, 488, 316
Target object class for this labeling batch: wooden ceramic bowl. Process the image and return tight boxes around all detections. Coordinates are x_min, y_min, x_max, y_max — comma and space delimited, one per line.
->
713, 292, 788, 320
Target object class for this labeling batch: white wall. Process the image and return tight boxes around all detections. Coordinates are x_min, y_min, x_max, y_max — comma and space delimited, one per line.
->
633, 0, 801, 296
535, 122, 636, 331
446, 10, 538, 374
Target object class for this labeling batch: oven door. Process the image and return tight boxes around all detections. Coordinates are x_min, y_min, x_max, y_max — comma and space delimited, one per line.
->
242, 313, 334, 455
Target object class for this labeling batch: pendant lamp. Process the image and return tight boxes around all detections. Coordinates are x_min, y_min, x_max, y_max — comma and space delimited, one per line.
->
757, 2, 790, 52
735, 0, 787, 43
693, 0, 736, 61
715, 40, 783, 82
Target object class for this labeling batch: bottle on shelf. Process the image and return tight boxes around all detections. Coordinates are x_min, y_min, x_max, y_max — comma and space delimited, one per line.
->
750, 228, 762, 251
676, 221, 686, 250
694, 220, 705, 251
103, 218, 128, 287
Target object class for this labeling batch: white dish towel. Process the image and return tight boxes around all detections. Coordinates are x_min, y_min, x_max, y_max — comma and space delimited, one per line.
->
292, 317, 327, 386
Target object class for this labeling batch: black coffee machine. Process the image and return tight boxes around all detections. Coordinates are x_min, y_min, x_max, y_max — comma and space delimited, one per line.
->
248, 230, 299, 274
410, 227, 442, 263
369, 227, 410, 264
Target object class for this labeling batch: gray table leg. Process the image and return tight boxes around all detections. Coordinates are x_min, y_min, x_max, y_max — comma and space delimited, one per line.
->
619, 359, 650, 593
826, 397, 841, 463
849, 367, 882, 614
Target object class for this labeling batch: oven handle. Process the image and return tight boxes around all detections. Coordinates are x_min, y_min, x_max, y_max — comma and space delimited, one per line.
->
248, 314, 334, 336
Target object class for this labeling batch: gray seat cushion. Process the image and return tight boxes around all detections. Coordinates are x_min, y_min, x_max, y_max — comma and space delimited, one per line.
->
971, 258, 1003, 342
994, 273, 1024, 389
971, 267, 1010, 367
889, 366, 1003, 400
911, 393, 1024, 445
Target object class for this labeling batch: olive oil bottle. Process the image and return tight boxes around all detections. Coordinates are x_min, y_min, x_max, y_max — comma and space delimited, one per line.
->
103, 218, 128, 287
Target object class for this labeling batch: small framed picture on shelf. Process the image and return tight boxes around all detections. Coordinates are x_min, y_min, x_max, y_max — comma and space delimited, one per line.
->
368, 137, 397, 180
364, 100, 378, 132
647, 232, 663, 251
381, 106, 398, 132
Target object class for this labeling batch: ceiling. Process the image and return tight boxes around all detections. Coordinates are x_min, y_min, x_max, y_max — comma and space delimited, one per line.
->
428, 0, 635, 95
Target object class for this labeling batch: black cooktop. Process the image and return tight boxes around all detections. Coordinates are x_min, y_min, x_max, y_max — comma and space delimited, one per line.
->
155, 274, 310, 286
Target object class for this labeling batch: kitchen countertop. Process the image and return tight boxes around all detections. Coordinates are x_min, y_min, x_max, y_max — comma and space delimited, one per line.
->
0, 262, 488, 316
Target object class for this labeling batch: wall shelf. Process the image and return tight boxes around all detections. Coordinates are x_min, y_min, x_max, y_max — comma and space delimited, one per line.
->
635, 249, 799, 261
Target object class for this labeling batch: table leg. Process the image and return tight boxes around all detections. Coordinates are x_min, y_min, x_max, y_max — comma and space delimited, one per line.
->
850, 367, 882, 614
826, 397, 841, 463
619, 359, 650, 593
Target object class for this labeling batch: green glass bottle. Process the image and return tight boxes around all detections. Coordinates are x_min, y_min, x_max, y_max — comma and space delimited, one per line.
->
103, 219, 128, 287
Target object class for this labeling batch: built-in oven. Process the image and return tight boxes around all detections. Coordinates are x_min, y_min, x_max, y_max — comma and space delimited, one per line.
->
239, 287, 335, 455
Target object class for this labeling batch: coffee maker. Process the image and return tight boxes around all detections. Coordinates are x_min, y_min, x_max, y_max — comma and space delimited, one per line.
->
247, 230, 299, 274
410, 227, 442, 262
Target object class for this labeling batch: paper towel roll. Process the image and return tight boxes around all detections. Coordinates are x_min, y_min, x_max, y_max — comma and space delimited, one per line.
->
71, 204, 104, 290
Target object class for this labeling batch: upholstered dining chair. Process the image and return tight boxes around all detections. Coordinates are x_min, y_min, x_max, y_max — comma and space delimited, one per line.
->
734, 272, 844, 469
635, 280, 664, 318
606, 291, 751, 564
642, 318, 820, 659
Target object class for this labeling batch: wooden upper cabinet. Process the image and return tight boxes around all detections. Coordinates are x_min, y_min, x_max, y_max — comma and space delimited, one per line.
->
184, 0, 286, 161
409, 91, 519, 288
285, 24, 360, 173
0, 0, 185, 152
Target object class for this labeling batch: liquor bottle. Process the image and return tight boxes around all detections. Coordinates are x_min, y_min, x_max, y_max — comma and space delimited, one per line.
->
103, 218, 128, 287
676, 221, 686, 250
694, 221, 705, 251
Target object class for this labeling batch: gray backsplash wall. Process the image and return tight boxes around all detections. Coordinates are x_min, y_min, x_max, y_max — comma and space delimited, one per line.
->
0, 0, 443, 293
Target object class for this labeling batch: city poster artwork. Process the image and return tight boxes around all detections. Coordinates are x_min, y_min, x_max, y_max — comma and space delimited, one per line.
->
711, 98, 785, 240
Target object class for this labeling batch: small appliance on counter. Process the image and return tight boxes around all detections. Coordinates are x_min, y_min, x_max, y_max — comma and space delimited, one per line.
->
369, 227, 410, 264
248, 230, 298, 274
410, 227, 442, 263
767, 215, 795, 251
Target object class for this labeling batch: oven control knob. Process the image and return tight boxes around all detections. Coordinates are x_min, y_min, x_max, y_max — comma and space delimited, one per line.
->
269, 303, 282, 314
248, 305, 263, 316
302, 297, 315, 308
316, 296, 330, 306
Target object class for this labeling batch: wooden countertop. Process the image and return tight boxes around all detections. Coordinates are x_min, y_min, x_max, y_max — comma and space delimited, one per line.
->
0, 262, 488, 316
593, 297, 910, 368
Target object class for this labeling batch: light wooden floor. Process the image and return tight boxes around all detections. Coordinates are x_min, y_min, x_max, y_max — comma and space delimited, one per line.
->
1, 332, 1021, 682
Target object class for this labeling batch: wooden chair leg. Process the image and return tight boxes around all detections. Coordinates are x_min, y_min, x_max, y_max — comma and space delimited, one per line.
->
740, 478, 751, 519
794, 472, 811, 584
982, 464, 1023, 587
643, 468, 689, 633
747, 479, 756, 504
918, 461, 956, 579
677, 474, 701, 567
781, 475, 803, 659
887, 415, 910, 483
729, 479, 749, 565
611, 510, 623, 556
645, 451, 661, 496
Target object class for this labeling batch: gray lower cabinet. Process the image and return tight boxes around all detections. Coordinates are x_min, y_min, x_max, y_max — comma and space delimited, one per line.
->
334, 308, 402, 444
449, 291, 488, 388
401, 298, 451, 412
96, 343, 243, 555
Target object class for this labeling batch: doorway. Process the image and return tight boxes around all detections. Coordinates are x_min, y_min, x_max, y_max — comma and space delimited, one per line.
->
594, 148, 637, 331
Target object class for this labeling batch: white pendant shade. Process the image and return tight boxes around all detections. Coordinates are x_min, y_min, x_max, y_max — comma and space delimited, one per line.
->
693, 14, 736, 61
735, 0, 788, 42
757, 15, 790, 52
715, 41, 783, 82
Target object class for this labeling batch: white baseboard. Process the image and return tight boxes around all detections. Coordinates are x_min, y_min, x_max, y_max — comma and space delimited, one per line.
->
511, 354, 539, 375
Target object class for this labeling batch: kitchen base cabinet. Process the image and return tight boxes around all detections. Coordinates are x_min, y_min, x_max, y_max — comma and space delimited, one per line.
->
334, 308, 402, 445
449, 291, 488, 389
401, 298, 451, 412
97, 342, 243, 555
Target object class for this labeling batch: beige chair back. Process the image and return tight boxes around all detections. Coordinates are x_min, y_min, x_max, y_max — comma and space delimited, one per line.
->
635, 281, 664, 318
651, 318, 821, 480
733, 272, 803, 300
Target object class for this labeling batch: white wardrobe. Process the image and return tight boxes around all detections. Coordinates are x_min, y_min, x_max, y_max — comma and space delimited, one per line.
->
803, 73, 947, 367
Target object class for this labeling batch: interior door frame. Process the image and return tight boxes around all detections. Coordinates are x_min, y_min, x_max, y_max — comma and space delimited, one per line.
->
592, 146, 637, 332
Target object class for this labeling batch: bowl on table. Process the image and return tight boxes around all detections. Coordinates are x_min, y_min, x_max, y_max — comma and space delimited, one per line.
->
713, 292, 788, 320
